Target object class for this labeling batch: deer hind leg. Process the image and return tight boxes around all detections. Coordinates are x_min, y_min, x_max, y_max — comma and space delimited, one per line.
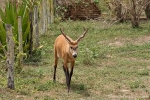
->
53, 49, 58, 82
63, 64, 70, 93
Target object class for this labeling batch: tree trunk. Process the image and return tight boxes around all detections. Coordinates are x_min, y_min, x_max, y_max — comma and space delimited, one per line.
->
6, 24, 15, 89
131, 16, 139, 28
47, 0, 51, 24
116, 3, 124, 23
130, 0, 139, 28
41, 0, 47, 34
33, 5, 39, 49
29, 12, 33, 55
18, 16, 23, 72
50, 0, 54, 23
145, 3, 150, 19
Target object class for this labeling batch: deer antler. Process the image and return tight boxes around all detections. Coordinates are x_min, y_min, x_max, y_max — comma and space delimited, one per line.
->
60, 28, 72, 43
77, 28, 88, 42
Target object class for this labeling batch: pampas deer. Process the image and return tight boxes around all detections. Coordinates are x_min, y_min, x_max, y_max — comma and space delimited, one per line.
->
53, 28, 88, 92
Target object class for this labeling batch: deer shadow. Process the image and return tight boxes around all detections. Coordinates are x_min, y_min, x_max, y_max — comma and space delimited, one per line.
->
70, 82, 90, 97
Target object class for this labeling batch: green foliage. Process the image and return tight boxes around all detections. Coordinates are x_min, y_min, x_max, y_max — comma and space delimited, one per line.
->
24, 48, 42, 64
0, 0, 41, 54
82, 46, 102, 65
129, 81, 140, 89
78, 83, 87, 90
137, 69, 149, 76
0, 0, 42, 73
22, 0, 41, 11
0, 0, 32, 73
35, 81, 54, 91
94, 0, 99, 3
0, 0, 30, 53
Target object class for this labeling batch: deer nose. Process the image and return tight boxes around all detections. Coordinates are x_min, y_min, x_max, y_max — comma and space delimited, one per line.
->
73, 54, 77, 58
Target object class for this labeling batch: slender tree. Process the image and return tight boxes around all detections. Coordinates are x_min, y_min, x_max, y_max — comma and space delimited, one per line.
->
122, 0, 150, 28
108, 0, 150, 28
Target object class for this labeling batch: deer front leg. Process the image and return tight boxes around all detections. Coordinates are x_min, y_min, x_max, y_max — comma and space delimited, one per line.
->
63, 64, 70, 93
69, 61, 74, 85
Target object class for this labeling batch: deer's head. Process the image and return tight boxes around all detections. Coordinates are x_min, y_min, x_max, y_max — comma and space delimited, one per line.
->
60, 28, 88, 58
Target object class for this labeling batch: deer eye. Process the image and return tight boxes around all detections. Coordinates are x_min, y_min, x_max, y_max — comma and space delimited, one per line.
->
70, 47, 73, 49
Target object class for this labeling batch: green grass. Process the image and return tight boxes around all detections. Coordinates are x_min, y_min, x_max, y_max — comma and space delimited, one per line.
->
0, 20, 150, 99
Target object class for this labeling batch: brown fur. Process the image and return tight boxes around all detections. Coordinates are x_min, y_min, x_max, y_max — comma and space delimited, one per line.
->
53, 28, 88, 92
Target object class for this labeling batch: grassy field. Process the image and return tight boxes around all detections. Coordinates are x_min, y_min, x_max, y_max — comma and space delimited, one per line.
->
0, 20, 150, 100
